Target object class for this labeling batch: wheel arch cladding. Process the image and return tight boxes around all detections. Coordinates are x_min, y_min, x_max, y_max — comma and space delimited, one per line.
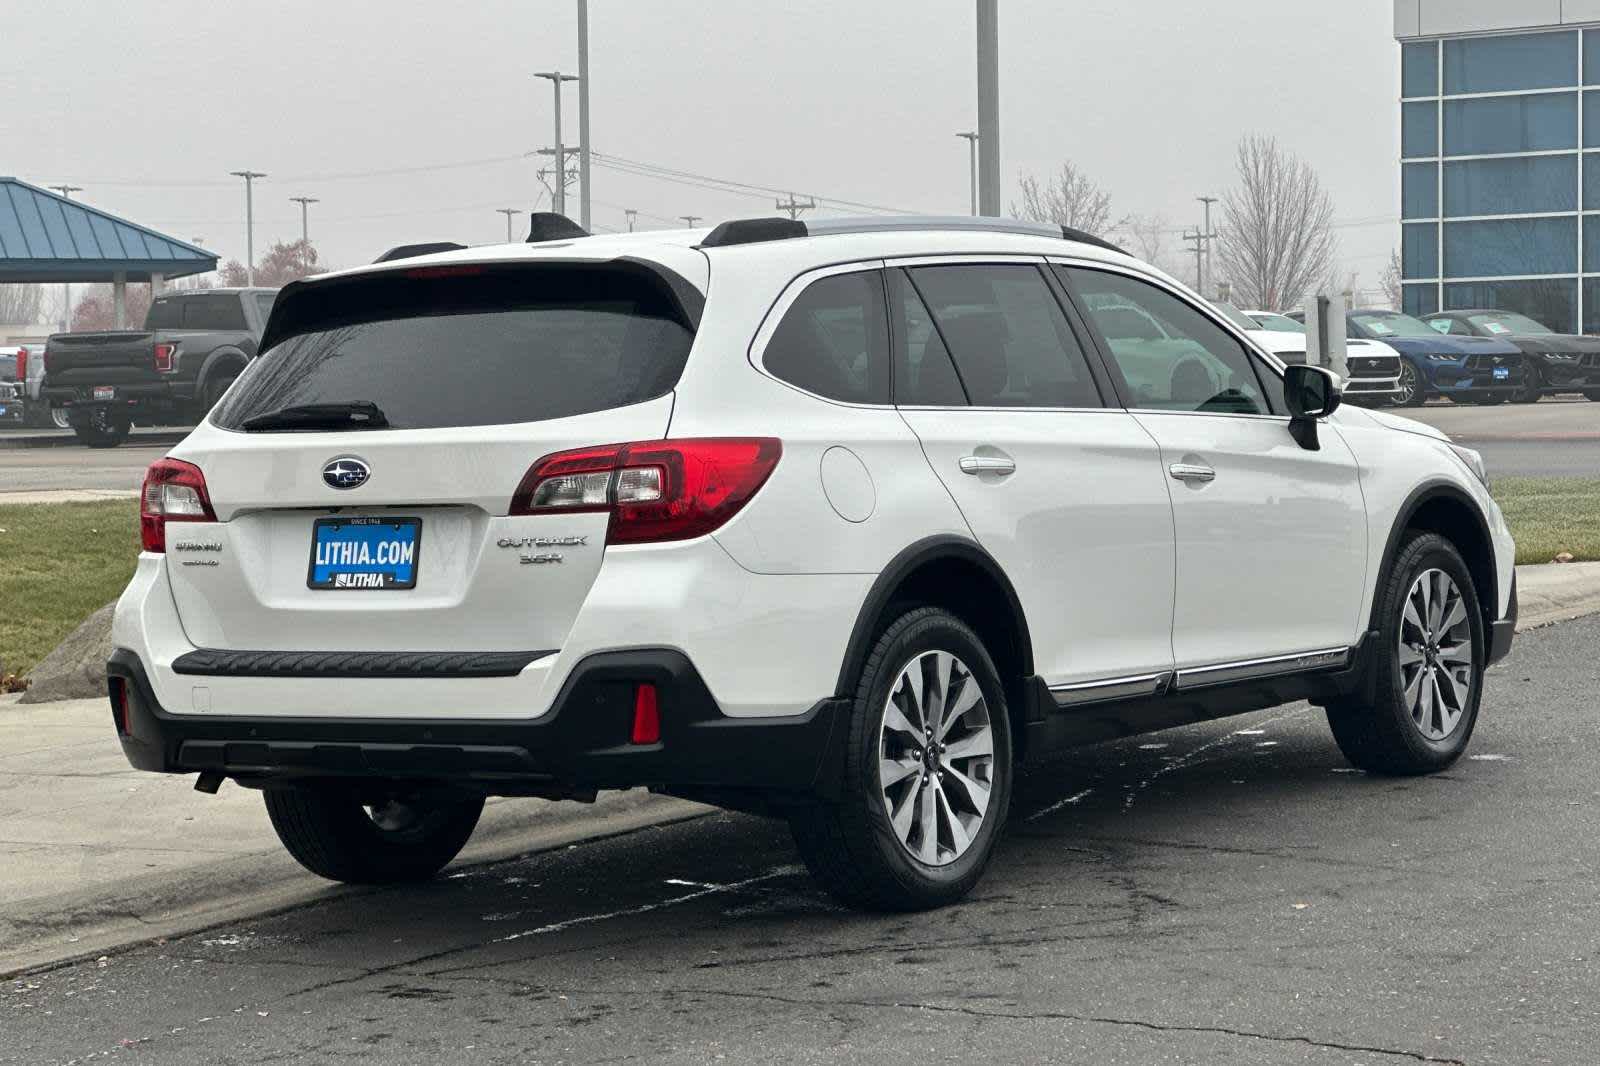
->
1382, 481, 1499, 627
198, 348, 249, 393
836, 535, 1033, 751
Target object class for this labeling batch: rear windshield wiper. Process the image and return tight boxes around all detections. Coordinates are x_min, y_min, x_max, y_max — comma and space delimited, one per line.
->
240, 401, 390, 432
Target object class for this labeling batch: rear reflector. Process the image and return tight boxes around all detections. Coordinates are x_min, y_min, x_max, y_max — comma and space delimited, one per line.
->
140, 458, 217, 552
631, 683, 661, 745
510, 438, 781, 545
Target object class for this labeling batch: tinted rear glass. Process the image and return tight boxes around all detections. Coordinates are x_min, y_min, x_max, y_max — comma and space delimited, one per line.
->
213, 265, 695, 431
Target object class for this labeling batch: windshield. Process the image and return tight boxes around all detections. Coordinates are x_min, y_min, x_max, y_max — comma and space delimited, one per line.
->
213, 265, 695, 432
1248, 312, 1304, 333
1351, 311, 1441, 339
1468, 311, 1553, 336
1210, 302, 1260, 332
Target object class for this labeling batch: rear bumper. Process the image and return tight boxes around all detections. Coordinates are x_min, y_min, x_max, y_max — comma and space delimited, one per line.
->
107, 647, 845, 797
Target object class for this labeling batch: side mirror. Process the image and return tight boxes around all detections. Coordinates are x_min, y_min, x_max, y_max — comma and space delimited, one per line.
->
1283, 364, 1341, 450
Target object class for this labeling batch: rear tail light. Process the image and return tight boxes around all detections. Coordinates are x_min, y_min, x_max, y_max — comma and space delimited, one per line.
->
140, 458, 217, 552
153, 342, 176, 373
14, 347, 26, 384
510, 438, 781, 545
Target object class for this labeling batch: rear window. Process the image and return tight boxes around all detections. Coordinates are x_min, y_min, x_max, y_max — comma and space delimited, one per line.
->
213, 265, 695, 432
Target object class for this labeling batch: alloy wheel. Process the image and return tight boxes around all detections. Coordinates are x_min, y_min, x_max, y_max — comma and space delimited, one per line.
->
878, 650, 995, 866
1398, 568, 1474, 741
1395, 363, 1420, 405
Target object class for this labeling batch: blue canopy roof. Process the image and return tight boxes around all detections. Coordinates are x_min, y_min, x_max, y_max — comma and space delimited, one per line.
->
0, 177, 217, 283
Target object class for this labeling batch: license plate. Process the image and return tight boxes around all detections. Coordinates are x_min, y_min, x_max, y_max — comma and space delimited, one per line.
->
92, 386, 115, 401
1493, 367, 1510, 380
307, 517, 421, 590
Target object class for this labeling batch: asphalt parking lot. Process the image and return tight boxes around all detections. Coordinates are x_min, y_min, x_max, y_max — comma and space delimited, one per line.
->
6, 614, 1596, 1066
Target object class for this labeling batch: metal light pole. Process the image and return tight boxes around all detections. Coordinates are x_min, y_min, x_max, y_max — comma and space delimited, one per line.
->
230, 171, 266, 286
955, 132, 978, 216
975, 0, 1000, 216
577, 0, 591, 231
289, 196, 319, 244
49, 185, 82, 329
534, 71, 579, 216
624, 209, 638, 232
680, 215, 701, 228
496, 207, 523, 241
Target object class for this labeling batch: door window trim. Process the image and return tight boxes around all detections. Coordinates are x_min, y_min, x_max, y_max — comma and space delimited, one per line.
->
884, 253, 1116, 413
1048, 256, 1291, 421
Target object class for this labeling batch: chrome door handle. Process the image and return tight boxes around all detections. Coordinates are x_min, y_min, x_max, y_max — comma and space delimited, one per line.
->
1169, 463, 1216, 483
959, 455, 1016, 476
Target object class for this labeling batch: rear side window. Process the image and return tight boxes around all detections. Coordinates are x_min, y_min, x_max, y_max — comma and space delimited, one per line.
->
906, 264, 1102, 408
183, 295, 247, 331
145, 298, 180, 330
213, 265, 695, 431
889, 269, 967, 406
762, 271, 889, 404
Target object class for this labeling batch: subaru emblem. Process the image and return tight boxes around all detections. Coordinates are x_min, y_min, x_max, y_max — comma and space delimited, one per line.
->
322, 456, 370, 490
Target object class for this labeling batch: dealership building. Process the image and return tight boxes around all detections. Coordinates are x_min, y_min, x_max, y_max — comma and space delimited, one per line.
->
1397, 0, 1600, 332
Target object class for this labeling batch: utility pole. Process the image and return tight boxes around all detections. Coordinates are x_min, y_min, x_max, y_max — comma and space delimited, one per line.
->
975, 0, 1000, 216
1196, 195, 1219, 297
49, 185, 82, 331
679, 215, 701, 228
496, 207, 523, 242
577, 0, 591, 231
533, 71, 579, 216
624, 209, 638, 232
230, 171, 266, 286
535, 147, 580, 210
1182, 230, 1205, 291
288, 196, 319, 244
774, 193, 816, 220
955, 132, 979, 216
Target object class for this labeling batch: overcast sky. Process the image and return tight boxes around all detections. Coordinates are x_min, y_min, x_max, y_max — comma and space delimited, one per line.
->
2, 0, 1400, 294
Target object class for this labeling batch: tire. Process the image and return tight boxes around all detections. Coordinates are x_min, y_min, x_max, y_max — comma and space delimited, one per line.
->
264, 786, 485, 885
72, 411, 131, 448
1512, 363, 1543, 404
1394, 362, 1426, 407
1324, 532, 1485, 776
788, 607, 1014, 911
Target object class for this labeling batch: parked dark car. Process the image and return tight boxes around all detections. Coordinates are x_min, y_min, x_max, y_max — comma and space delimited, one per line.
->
1290, 309, 1527, 407
42, 288, 277, 447
1421, 309, 1600, 404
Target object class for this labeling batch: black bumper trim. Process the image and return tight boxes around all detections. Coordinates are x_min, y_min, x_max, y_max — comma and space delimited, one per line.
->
172, 648, 555, 679
1488, 573, 1517, 665
108, 647, 845, 796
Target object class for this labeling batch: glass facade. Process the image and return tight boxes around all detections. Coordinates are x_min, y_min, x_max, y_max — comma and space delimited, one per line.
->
1401, 29, 1600, 333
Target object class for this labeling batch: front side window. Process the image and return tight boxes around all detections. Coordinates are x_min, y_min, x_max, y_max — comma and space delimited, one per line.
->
905, 264, 1101, 408
1063, 267, 1273, 415
888, 269, 967, 406
762, 270, 889, 404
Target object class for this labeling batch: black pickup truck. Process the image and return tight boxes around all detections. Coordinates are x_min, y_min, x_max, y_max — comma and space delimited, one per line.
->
43, 288, 277, 447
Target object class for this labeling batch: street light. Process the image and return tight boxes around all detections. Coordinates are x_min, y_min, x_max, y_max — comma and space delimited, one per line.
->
230, 171, 267, 286
955, 132, 979, 216
533, 71, 579, 216
495, 207, 523, 242
289, 196, 319, 244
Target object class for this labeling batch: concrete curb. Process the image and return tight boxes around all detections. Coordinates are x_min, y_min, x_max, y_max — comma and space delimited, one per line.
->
1514, 561, 1600, 631
0, 489, 140, 505
0, 429, 188, 451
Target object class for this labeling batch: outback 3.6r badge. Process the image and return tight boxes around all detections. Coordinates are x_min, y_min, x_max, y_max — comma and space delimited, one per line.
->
322, 456, 370, 490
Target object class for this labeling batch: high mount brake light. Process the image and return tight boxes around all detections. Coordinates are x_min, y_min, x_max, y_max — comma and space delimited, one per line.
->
140, 458, 217, 552
510, 438, 782, 545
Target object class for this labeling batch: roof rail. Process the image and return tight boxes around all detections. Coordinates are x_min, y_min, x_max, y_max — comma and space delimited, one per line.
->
373, 242, 467, 263
527, 212, 589, 242
696, 214, 1129, 254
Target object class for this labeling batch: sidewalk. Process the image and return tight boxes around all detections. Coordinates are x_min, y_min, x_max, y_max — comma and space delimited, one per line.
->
0, 427, 190, 451
4, 561, 1598, 978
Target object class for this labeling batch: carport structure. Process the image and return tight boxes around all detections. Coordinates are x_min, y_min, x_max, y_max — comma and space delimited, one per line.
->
0, 177, 217, 327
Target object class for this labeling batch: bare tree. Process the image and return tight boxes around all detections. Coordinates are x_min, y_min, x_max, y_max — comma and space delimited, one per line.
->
0, 284, 44, 325
1215, 135, 1338, 311
1012, 162, 1115, 236
1379, 250, 1402, 310
1114, 213, 1190, 279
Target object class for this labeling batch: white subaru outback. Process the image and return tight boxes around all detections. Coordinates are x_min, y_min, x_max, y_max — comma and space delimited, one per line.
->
110, 214, 1517, 911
